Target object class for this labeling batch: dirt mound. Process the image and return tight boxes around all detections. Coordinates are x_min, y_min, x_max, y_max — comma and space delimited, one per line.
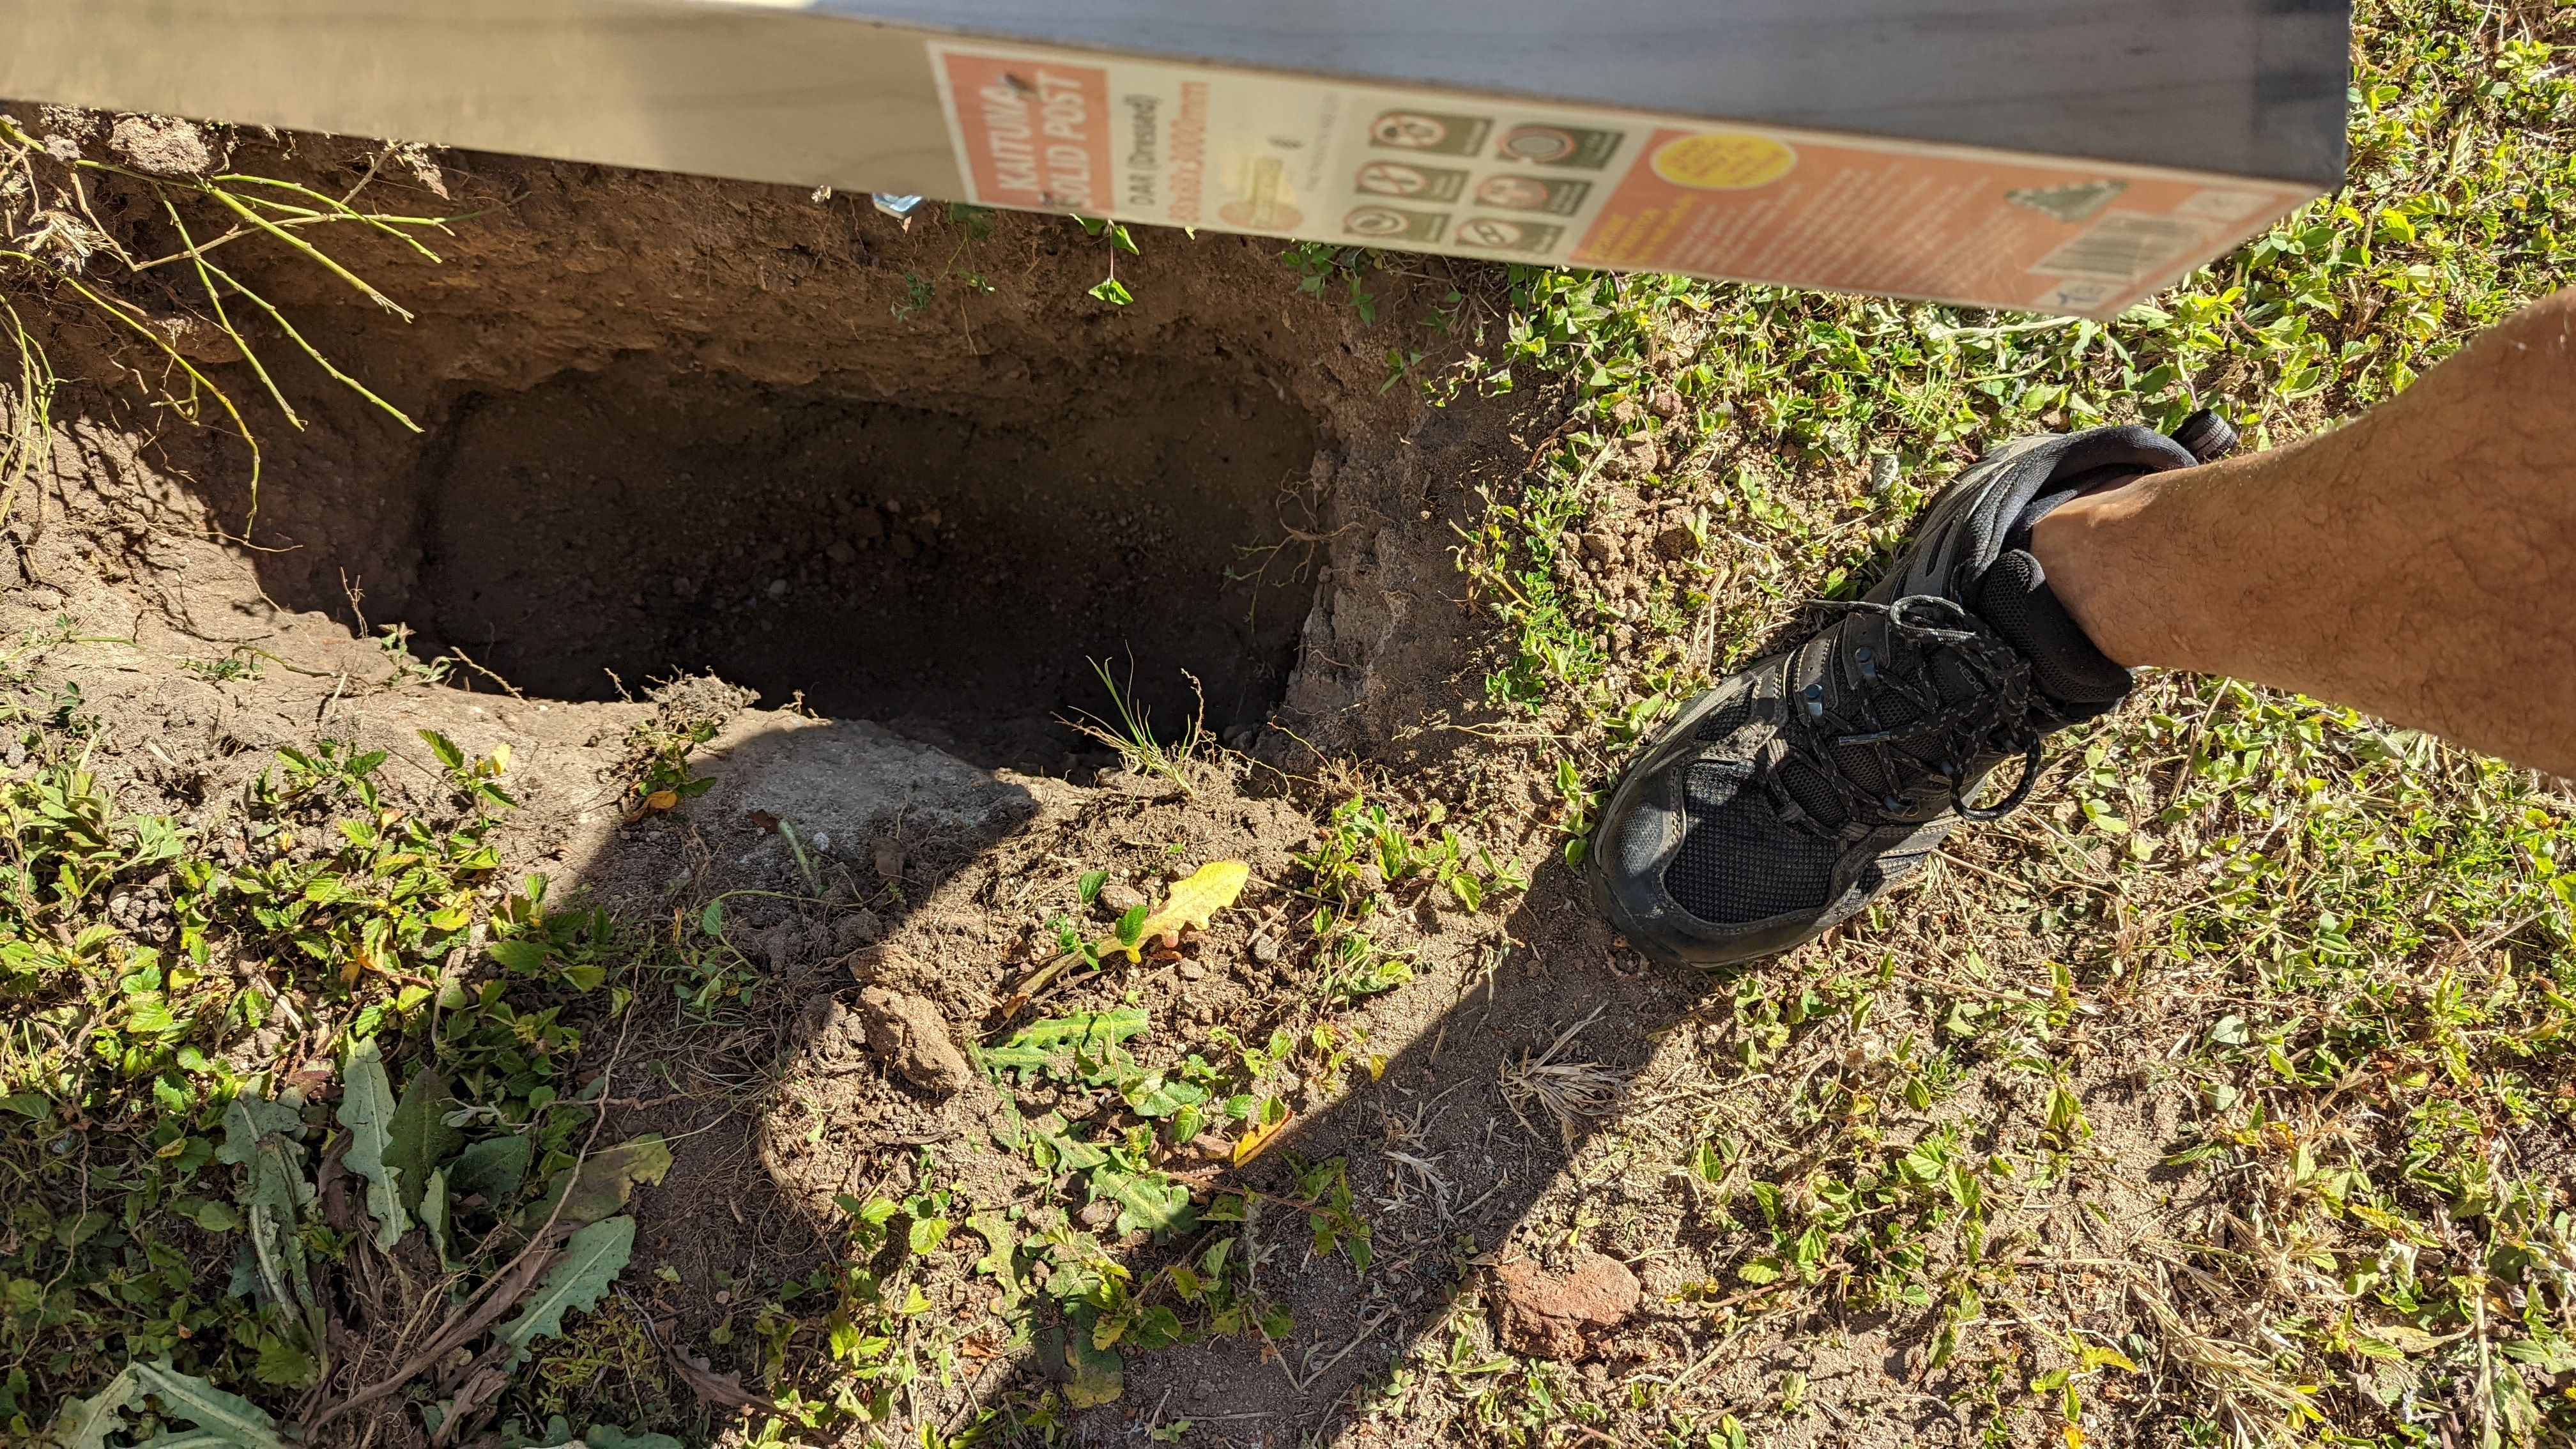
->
1, 111, 1588, 1446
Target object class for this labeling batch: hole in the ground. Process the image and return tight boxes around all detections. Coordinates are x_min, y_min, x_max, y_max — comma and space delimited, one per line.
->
382, 353, 1324, 770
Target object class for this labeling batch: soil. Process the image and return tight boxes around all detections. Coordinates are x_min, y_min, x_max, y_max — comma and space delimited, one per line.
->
3, 109, 2208, 1449
4, 109, 1652, 1446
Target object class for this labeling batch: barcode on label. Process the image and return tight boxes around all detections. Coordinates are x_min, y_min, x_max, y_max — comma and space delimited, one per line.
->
2031, 212, 2209, 283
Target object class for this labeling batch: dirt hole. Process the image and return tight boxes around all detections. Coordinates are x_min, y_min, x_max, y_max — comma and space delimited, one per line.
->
299, 352, 1328, 769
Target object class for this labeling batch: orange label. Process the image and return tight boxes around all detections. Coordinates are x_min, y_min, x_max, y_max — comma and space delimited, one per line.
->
936, 51, 1116, 213
1574, 127, 2281, 313
926, 41, 2308, 318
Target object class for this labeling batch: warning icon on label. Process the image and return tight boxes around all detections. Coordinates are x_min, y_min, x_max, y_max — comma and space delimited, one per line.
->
1454, 217, 1563, 252
1367, 111, 1492, 157
1344, 205, 1450, 241
1355, 160, 1469, 203
1474, 174, 1591, 215
1497, 124, 1623, 169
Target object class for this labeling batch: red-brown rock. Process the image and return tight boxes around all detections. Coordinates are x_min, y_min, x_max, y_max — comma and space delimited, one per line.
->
1491, 1251, 1641, 1360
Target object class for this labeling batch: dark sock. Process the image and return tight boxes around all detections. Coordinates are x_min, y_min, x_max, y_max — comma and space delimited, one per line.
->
1999, 462, 2142, 556
1973, 549, 2130, 717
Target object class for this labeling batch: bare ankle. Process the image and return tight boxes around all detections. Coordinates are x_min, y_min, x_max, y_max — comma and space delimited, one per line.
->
2025, 477, 2165, 670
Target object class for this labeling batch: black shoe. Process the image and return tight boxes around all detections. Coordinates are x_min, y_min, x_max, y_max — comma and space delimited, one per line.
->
1588, 415, 2237, 968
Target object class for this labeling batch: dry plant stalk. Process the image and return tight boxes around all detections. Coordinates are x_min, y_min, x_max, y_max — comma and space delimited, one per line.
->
1501, 1001, 1630, 1150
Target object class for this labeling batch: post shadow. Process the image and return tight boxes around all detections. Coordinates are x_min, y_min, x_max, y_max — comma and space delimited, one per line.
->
552, 705, 1741, 1446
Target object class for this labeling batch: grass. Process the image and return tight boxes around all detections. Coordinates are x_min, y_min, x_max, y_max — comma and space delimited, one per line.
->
1068, 661, 1207, 797
3, 0, 2572, 1441
0, 702, 625, 1426
1395, 0, 2576, 1441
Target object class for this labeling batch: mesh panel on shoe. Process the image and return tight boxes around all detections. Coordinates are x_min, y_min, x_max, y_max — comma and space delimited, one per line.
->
1775, 758, 1844, 829
1665, 763, 1838, 924
1691, 692, 1754, 742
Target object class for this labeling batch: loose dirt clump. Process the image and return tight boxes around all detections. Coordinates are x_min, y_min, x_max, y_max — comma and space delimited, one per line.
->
1491, 1252, 1642, 1360
848, 987, 975, 1098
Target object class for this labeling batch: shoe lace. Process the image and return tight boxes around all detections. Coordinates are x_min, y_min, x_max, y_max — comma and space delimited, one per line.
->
1772, 594, 2045, 834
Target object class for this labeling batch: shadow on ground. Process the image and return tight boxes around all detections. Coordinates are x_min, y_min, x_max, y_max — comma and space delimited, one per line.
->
548, 707, 1772, 1448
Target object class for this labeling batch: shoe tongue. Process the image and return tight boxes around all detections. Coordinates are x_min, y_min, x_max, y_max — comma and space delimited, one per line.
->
1972, 549, 2129, 715
1773, 616, 2001, 832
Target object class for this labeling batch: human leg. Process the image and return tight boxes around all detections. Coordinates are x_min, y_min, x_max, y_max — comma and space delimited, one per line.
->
2033, 287, 2576, 776
1591, 288, 2576, 968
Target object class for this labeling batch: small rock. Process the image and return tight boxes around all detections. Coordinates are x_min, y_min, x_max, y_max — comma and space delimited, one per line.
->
1248, 935, 1281, 963
825, 539, 858, 565
1176, 961, 1207, 981
1647, 387, 1684, 420
832, 910, 884, 953
1097, 880, 1147, 914
1492, 1252, 1641, 1360
767, 578, 790, 597
1078, 1199, 1119, 1227
1578, 530, 1620, 565
1869, 453, 1901, 494
855, 986, 974, 1096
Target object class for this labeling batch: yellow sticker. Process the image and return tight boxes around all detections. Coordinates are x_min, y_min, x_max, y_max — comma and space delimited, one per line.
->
1650, 132, 1796, 190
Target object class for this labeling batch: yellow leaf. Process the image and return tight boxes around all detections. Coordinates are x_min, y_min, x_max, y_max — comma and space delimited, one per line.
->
1098, 859, 1249, 962
486, 742, 512, 775
643, 790, 678, 812
1232, 1108, 1292, 1167
2080, 1344, 2139, 1374
2366, 1323, 2442, 1354
2062, 1427, 2084, 1449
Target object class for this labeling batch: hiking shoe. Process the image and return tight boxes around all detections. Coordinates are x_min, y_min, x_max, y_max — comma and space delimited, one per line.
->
1588, 415, 2236, 968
